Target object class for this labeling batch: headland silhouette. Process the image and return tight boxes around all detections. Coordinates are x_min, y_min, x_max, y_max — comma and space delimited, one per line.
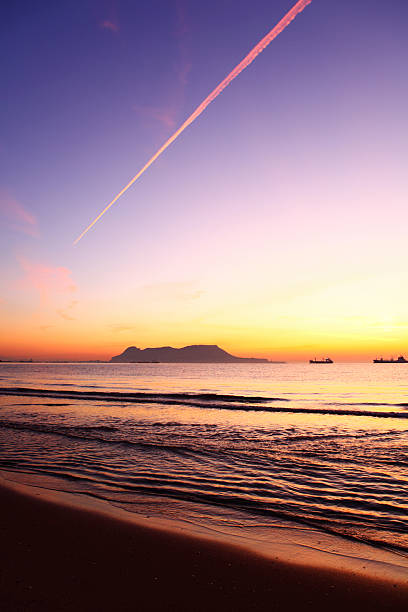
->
110, 344, 272, 363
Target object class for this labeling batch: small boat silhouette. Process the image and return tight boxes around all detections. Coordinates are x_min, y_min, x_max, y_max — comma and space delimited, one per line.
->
309, 357, 333, 364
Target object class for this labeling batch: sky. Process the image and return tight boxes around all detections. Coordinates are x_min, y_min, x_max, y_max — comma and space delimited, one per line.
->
1, 0, 408, 361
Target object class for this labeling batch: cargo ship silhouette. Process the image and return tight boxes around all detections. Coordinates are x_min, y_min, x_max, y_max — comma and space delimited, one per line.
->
373, 355, 408, 363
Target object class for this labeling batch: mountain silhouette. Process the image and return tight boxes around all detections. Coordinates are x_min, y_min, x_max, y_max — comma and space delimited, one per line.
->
110, 345, 269, 363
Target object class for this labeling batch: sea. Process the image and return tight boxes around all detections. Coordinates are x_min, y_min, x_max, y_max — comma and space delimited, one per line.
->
1, 362, 408, 563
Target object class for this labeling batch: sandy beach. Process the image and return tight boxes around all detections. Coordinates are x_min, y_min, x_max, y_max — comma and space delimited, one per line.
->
0, 479, 407, 612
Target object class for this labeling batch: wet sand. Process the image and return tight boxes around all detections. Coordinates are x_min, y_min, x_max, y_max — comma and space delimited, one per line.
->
1, 480, 407, 612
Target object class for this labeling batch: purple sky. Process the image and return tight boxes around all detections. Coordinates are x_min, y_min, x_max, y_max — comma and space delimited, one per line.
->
1, 1, 408, 360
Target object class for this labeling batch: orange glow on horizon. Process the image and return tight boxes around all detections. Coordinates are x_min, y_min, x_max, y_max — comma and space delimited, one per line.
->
3, 259, 408, 363
2, 321, 408, 363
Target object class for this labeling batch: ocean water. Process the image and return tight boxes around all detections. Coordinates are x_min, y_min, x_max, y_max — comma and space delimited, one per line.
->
1, 362, 408, 556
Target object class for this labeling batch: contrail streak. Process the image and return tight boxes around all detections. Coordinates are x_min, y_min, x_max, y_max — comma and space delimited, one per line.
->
74, 0, 312, 244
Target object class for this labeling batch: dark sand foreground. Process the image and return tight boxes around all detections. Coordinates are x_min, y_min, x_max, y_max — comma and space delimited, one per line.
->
1, 481, 407, 612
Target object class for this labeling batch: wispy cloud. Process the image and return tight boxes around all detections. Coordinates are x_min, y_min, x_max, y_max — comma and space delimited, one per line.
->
133, 105, 177, 129
100, 19, 119, 33
108, 324, 136, 333
131, 2, 191, 131
18, 257, 77, 305
57, 300, 78, 321
0, 191, 39, 237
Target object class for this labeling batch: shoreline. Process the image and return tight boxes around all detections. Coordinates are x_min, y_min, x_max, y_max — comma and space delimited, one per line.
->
1, 474, 408, 611
2, 469, 408, 578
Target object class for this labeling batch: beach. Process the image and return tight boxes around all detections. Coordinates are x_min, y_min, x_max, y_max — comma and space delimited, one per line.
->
2, 363, 408, 610
1, 478, 408, 612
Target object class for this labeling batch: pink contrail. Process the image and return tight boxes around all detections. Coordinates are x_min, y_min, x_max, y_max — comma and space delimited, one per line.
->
74, 0, 312, 244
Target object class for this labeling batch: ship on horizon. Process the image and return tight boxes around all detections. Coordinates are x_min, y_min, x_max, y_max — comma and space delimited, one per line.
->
373, 355, 408, 363
309, 357, 333, 364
